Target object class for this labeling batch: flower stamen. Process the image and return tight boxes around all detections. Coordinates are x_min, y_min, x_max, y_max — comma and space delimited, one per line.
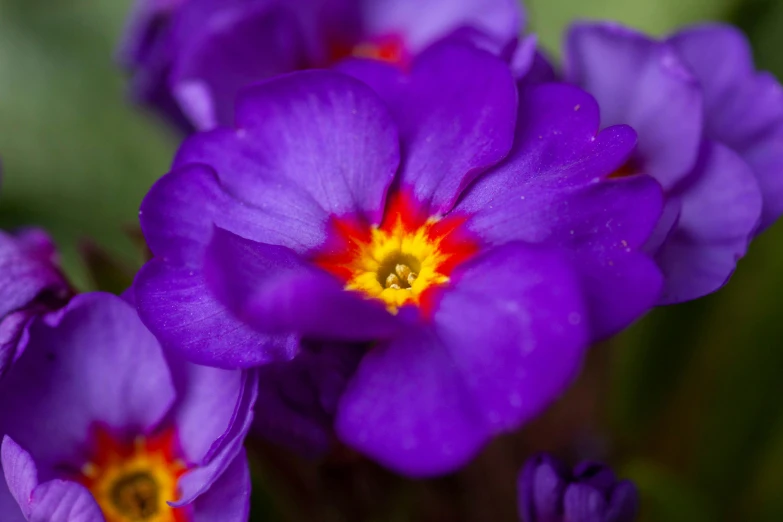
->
382, 261, 419, 290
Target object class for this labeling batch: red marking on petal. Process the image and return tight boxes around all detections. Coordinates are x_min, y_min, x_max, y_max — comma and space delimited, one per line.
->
610, 158, 642, 179
380, 191, 430, 234
426, 213, 481, 276
314, 215, 372, 280
329, 35, 410, 68
418, 285, 445, 321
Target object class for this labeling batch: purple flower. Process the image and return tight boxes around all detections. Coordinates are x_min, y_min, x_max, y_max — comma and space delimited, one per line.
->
119, 0, 524, 130
566, 22, 783, 304
519, 453, 638, 522
0, 228, 72, 379
134, 43, 663, 475
0, 292, 255, 521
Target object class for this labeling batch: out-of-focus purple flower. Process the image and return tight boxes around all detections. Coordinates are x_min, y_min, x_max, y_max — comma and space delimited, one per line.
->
519, 453, 638, 522
134, 43, 663, 475
566, 22, 783, 304
119, 0, 524, 130
0, 292, 255, 521
0, 228, 72, 379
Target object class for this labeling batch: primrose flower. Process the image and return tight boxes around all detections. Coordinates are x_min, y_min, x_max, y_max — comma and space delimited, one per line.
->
0, 293, 255, 521
519, 453, 638, 522
135, 42, 663, 475
566, 22, 783, 303
119, 0, 523, 130
0, 228, 71, 379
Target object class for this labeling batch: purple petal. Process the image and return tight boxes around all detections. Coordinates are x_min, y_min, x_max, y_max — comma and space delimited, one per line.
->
2, 437, 103, 522
457, 84, 663, 338
669, 24, 783, 229
120, 0, 194, 132
140, 163, 319, 262
668, 24, 783, 148
655, 141, 762, 303
460, 142, 651, 251
655, 142, 762, 304
28, 480, 103, 522
334, 57, 406, 106
160, 71, 403, 255
139, 163, 241, 262
137, 159, 327, 368
668, 141, 761, 239
0, 311, 35, 379
191, 70, 399, 225
741, 128, 783, 230
360, 0, 523, 53
134, 258, 299, 368
437, 25, 518, 59
576, 248, 663, 340
459, 83, 635, 194
434, 243, 587, 432
515, 35, 558, 85
336, 327, 489, 477
170, 4, 308, 129
394, 41, 517, 213
2, 437, 36, 519
165, 359, 255, 464
566, 22, 703, 190
0, 229, 65, 318
118, 0, 180, 69
203, 228, 400, 341
518, 454, 569, 522
173, 369, 257, 506
563, 483, 608, 522
0, 229, 70, 375
0, 293, 175, 472
191, 449, 251, 522
0, 480, 25, 521
464, 175, 665, 339
605, 481, 639, 522
573, 462, 618, 492
644, 195, 682, 254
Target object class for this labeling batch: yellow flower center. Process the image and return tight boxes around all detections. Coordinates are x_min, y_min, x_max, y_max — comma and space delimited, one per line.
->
342, 224, 450, 312
315, 193, 479, 314
78, 427, 190, 522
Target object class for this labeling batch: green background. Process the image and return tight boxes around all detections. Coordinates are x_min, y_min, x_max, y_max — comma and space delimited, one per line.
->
1, 0, 782, 520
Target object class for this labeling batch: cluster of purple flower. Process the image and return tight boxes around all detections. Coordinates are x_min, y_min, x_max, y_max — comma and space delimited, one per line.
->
2, 0, 782, 520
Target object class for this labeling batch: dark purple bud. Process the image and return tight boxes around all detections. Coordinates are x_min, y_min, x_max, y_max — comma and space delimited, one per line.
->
519, 453, 639, 522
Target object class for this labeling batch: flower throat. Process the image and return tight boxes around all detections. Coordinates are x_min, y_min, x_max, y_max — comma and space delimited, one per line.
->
314, 192, 479, 313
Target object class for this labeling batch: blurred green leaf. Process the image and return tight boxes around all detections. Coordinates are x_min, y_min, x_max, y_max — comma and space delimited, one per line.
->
615, 223, 783, 520
734, 0, 783, 77
79, 238, 138, 295
527, 0, 743, 55
741, 415, 783, 522
0, 1, 175, 289
249, 459, 284, 522
625, 460, 716, 522
608, 297, 718, 445
686, 226, 783, 515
